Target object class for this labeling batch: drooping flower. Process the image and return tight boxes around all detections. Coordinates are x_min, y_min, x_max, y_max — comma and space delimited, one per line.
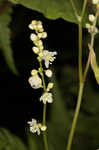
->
40, 92, 53, 104
28, 119, 41, 135
39, 50, 57, 68
28, 74, 42, 89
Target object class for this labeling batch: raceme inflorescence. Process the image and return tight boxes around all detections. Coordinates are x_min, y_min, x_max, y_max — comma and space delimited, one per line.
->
27, 20, 57, 135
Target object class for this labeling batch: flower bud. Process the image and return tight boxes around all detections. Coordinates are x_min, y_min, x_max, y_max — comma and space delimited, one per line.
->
32, 47, 39, 54
30, 33, 38, 41
45, 69, 53, 77
31, 69, 38, 75
89, 14, 96, 22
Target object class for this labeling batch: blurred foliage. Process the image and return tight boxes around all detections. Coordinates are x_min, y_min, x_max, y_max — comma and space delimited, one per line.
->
0, 128, 38, 150
0, 1, 18, 74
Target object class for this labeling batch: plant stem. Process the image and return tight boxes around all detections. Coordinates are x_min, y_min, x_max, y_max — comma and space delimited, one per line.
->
70, 0, 80, 22
39, 61, 49, 150
66, 1, 88, 150
66, 83, 84, 150
78, 23, 83, 84
43, 104, 47, 125
43, 131, 49, 150
83, 11, 99, 81
81, 0, 88, 21
66, 24, 84, 150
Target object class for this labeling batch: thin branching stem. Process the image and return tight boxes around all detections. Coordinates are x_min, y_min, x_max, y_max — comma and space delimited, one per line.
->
66, 1, 88, 150
83, 10, 99, 81
78, 23, 83, 84
39, 61, 49, 150
66, 83, 84, 150
81, 0, 88, 21
70, 0, 80, 22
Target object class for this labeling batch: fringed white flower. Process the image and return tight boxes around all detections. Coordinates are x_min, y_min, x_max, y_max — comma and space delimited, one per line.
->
28, 119, 47, 135
39, 50, 57, 68
40, 92, 53, 104
28, 119, 41, 135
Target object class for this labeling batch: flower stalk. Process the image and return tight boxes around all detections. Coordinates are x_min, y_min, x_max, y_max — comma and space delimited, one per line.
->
66, 1, 88, 150
27, 20, 57, 150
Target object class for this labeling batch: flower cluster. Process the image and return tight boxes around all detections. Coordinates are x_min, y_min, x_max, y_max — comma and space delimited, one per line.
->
28, 20, 57, 135
85, 1, 99, 35
28, 119, 47, 135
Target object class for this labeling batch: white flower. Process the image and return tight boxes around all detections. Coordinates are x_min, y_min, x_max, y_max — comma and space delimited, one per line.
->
41, 50, 57, 68
45, 69, 53, 77
28, 119, 40, 135
28, 75, 42, 89
40, 92, 53, 104
89, 14, 96, 22
30, 33, 38, 41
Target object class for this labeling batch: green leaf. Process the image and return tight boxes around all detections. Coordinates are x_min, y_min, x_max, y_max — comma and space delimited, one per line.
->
9, 0, 88, 26
0, 3, 18, 74
89, 44, 99, 84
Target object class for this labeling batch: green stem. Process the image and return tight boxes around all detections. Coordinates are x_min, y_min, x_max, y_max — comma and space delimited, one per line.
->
66, 24, 84, 150
43, 104, 47, 125
66, 1, 88, 150
39, 61, 46, 91
83, 10, 98, 81
78, 24, 83, 84
43, 132, 49, 150
66, 83, 84, 150
66, 22, 84, 150
39, 61, 49, 150
70, 0, 80, 22
81, 0, 88, 21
